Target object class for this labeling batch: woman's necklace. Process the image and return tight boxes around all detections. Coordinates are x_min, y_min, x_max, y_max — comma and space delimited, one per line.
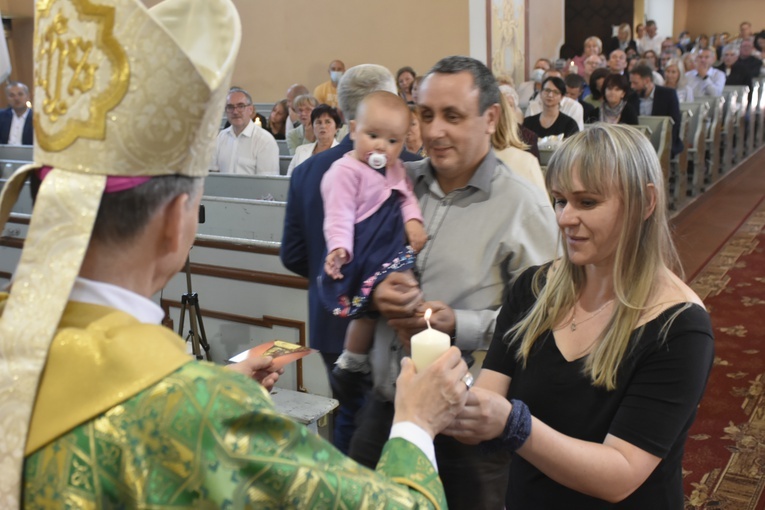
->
570, 299, 615, 331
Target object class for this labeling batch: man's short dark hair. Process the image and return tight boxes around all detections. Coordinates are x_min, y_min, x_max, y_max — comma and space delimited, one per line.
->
564, 73, 586, 90
427, 56, 500, 114
310, 103, 343, 129
92, 175, 202, 246
629, 64, 655, 80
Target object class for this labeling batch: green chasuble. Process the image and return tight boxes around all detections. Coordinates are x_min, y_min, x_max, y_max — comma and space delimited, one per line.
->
14, 299, 447, 509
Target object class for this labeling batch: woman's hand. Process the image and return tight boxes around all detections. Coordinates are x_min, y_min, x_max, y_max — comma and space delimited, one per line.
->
441, 385, 513, 444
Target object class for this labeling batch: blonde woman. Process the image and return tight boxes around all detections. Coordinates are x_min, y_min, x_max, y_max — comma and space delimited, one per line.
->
663, 58, 695, 103
572, 36, 603, 76
492, 94, 546, 193
444, 124, 714, 508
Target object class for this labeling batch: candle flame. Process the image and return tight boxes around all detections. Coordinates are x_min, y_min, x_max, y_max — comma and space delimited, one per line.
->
424, 308, 432, 329
254, 117, 262, 126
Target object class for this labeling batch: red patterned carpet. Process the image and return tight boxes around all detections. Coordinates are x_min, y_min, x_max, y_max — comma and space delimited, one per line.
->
683, 198, 765, 509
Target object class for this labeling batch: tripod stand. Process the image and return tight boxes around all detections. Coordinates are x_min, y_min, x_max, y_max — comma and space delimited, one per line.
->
178, 256, 211, 360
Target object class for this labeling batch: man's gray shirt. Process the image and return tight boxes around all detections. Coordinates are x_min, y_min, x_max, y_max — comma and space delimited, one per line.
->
369, 149, 560, 400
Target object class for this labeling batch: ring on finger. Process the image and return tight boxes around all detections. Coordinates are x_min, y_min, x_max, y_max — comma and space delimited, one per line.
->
461, 372, 474, 389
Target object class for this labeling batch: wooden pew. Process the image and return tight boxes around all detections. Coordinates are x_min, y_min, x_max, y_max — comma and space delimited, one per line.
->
638, 116, 673, 200
198, 196, 285, 243
204, 174, 291, 201
0, 145, 34, 178
279, 155, 292, 176
705, 96, 725, 183
724, 85, 749, 165
755, 77, 765, 148
254, 102, 275, 118
277, 139, 290, 156
670, 108, 692, 209
719, 91, 737, 173
746, 81, 760, 155
678, 102, 709, 198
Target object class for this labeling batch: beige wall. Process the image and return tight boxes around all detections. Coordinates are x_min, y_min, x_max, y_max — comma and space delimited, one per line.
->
528, 0, 564, 69
5, 0, 470, 106
672, 0, 688, 39
678, 0, 764, 38
0, 0, 33, 18
228, 0, 469, 101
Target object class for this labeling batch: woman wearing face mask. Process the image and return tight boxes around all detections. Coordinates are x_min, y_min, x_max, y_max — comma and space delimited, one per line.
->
586, 74, 637, 125
287, 104, 341, 175
522, 77, 579, 140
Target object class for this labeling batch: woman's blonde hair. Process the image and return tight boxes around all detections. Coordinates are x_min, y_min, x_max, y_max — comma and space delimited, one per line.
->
664, 57, 688, 89
492, 93, 529, 151
508, 124, 682, 390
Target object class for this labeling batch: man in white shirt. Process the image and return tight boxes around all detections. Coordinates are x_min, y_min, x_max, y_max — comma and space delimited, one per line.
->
525, 69, 584, 130
637, 20, 663, 56
686, 48, 726, 97
0, 82, 33, 145
211, 87, 280, 175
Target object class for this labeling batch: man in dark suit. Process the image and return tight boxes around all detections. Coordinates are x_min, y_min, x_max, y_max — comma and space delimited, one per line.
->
628, 64, 683, 157
715, 45, 752, 87
0, 82, 33, 145
280, 64, 421, 455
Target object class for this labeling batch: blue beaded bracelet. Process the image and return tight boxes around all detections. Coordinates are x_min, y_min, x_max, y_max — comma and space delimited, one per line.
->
480, 399, 532, 454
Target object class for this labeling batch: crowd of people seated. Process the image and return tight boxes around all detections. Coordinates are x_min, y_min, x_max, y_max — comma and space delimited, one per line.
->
179, 16, 765, 177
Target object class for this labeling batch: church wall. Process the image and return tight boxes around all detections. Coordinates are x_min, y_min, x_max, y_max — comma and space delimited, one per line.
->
682, 0, 765, 39
222, 0, 471, 102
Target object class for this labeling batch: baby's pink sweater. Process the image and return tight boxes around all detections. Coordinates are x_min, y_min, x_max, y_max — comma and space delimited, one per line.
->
321, 153, 423, 262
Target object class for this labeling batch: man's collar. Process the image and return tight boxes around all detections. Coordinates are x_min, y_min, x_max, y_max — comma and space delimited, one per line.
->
230, 119, 255, 138
70, 277, 164, 324
12, 108, 30, 119
411, 148, 496, 194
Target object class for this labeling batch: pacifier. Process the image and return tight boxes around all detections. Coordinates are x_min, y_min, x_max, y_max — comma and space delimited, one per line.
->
366, 152, 387, 170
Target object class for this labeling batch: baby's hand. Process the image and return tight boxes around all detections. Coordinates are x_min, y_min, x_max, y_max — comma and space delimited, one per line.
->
405, 220, 428, 253
325, 248, 348, 279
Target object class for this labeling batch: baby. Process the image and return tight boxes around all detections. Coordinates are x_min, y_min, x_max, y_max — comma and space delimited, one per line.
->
319, 90, 427, 376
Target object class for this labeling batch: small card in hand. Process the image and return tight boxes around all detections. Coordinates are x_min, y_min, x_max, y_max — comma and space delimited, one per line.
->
229, 340, 315, 369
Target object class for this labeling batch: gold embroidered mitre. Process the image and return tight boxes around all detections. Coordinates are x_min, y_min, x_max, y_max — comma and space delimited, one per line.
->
0, 0, 241, 506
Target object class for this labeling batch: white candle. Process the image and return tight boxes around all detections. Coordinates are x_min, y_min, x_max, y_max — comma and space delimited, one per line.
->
410, 308, 451, 372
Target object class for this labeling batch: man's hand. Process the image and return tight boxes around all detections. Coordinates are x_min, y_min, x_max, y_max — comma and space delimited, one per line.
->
405, 219, 428, 253
372, 271, 422, 318
325, 248, 348, 279
387, 301, 456, 350
227, 356, 284, 392
393, 347, 469, 438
